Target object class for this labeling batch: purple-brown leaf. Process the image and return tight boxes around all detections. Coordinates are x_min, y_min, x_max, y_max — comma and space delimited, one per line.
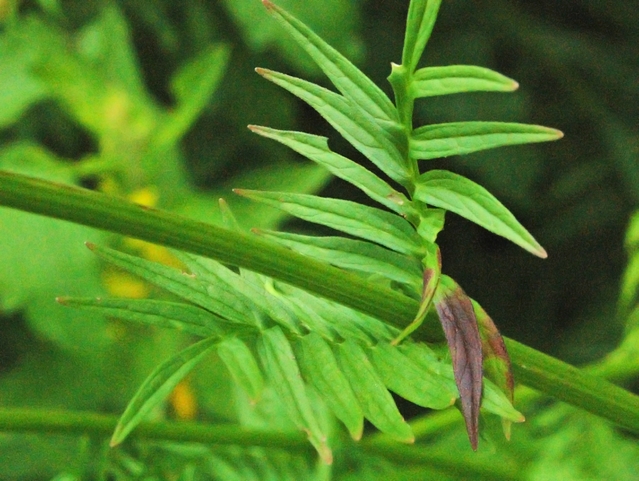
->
434, 275, 483, 450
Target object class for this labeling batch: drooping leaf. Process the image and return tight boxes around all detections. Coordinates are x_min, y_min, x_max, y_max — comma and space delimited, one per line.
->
255, 68, 411, 185
409, 65, 519, 98
234, 190, 425, 256
262, 0, 398, 124
369, 341, 455, 409
57, 297, 224, 337
111, 336, 219, 446
217, 337, 264, 403
336, 339, 414, 442
294, 332, 364, 440
401, 0, 442, 72
248, 126, 415, 217
472, 299, 517, 439
433, 275, 483, 450
410, 121, 563, 160
258, 326, 332, 464
414, 170, 547, 258
86, 243, 256, 326
256, 230, 422, 290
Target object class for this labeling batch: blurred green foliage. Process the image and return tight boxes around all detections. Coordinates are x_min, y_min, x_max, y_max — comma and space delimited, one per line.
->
0, 0, 638, 479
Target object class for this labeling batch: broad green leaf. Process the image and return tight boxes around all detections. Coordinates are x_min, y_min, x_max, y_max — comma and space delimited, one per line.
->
414, 170, 547, 258
248, 126, 415, 217
57, 297, 224, 337
410, 65, 519, 98
234, 190, 425, 256
256, 68, 411, 185
369, 342, 455, 409
218, 337, 264, 403
111, 336, 218, 446
410, 121, 563, 160
295, 333, 364, 440
87, 244, 256, 325
256, 230, 422, 289
258, 326, 332, 463
401, 0, 442, 72
262, 0, 397, 124
336, 339, 414, 442
177, 253, 300, 333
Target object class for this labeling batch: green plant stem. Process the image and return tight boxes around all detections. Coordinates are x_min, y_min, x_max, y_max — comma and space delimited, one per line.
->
0, 408, 309, 449
1, 171, 639, 434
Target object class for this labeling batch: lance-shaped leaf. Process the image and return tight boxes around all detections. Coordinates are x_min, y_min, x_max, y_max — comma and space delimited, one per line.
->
86, 243, 257, 325
258, 326, 332, 464
57, 297, 224, 337
434, 275, 483, 451
234, 190, 425, 257
217, 337, 264, 403
248, 126, 416, 218
255, 230, 422, 289
410, 121, 563, 160
472, 300, 517, 439
294, 333, 364, 440
410, 65, 519, 98
255, 68, 411, 185
402, 0, 442, 72
414, 170, 547, 258
111, 336, 218, 446
337, 339, 414, 442
369, 342, 455, 409
261, 0, 397, 124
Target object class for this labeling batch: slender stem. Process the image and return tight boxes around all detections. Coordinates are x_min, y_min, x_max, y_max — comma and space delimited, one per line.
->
0, 408, 309, 449
1, 172, 639, 434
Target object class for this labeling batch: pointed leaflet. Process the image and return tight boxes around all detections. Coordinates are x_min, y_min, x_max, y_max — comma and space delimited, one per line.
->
217, 337, 264, 403
472, 300, 516, 439
86, 243, 256, 325
248, 126, 415, 218
410, 121, 563, 160
256, 230, 422, 290
402, 0, 442, 72
434, 275, 483, 451
256, 68, 411, 185
410, 65, 518, 98
369, 342, 455, 409
111, 337, 218, 446
234, 190, 425, 256
337, 339, 414, 442
258, 326, 332, 464
58, 297, 224, 337
294, 333, 364, 440
261, 0, 397, 124
414, 170, 547, 258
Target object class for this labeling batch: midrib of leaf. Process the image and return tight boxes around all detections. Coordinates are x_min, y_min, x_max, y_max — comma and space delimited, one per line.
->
2, 173, 639, 434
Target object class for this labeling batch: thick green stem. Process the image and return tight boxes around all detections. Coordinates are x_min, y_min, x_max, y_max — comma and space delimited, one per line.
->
1, 171, 639, 434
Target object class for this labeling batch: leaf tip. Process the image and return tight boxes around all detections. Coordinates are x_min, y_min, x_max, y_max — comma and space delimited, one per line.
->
55, 296, 67, 305
262, 0, 275, 11
85, 241, 96, 251
535, 246, 548, 259
509, 80, 520, 91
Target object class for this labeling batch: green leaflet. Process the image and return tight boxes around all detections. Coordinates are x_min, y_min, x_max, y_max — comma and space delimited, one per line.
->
234, 190, 425, 257
87, 243, 257, 325
414, 170, 547, 258
294, 333, 364, 440
416, 207, 446, 244
262, 1, 398, 124
111, 336, 219, 446
410, 65, 519, 98
336, 339, 414, 442
217, 337, 264, 403
482, 378, 525, 423
369, 342, 455, 409
401, 0, 442, 72
248, 126, 415, 218
57, 297, 224, 337
410, 121, 563, 160
258, 326, 332, 464
256, 230, 422, 290
255, 68, 411, 185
